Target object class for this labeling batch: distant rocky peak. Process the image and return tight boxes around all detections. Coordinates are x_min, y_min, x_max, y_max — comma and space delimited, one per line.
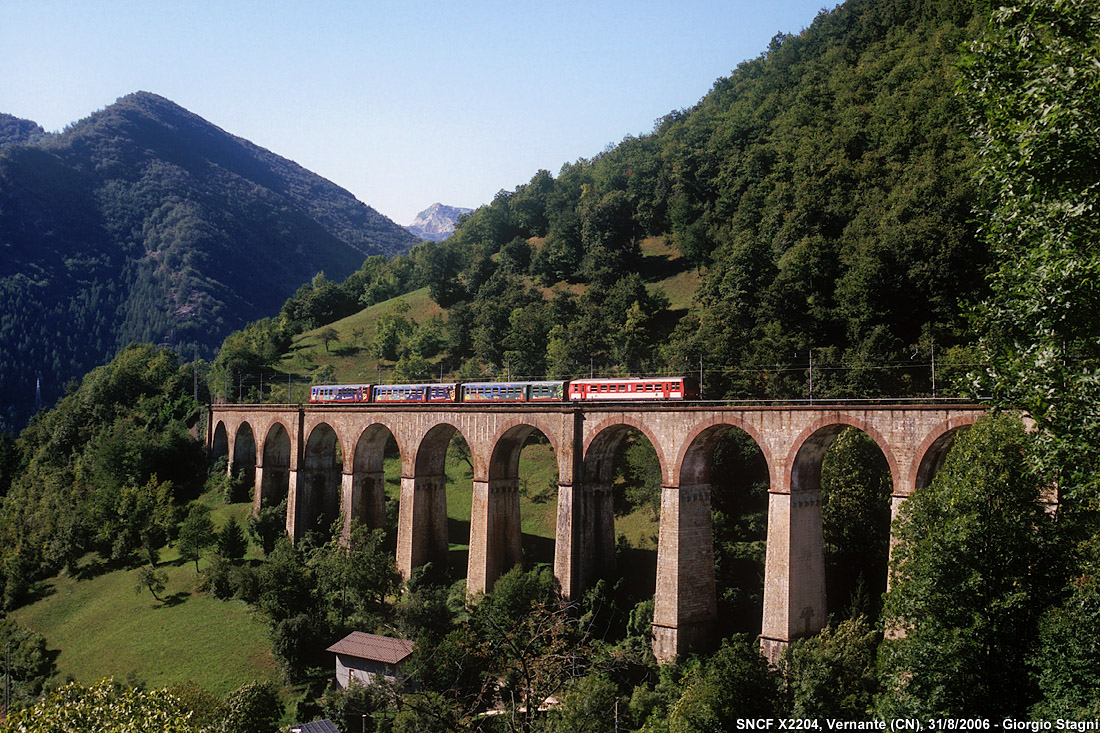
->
406, 203, 474, 242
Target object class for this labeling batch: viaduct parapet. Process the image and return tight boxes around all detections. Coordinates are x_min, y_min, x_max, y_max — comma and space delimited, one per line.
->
208, 401, 984, 663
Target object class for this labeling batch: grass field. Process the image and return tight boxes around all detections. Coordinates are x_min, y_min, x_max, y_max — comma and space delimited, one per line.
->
9, 546, 279, 697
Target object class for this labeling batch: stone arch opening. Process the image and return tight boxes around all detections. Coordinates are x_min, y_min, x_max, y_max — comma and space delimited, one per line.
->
821, 428, 893, 619
789, 423, 893, 623
582, 424, 664, 603
210, 422, 229, 463
349, 424, 400, 541
298, 423, 344, 540
259, 422, 291, 511
914, 426, 970, 493
231, 423, 256, 500
397, 423, 471, 581
674, 424, 771, 647
468, 425, 558, 594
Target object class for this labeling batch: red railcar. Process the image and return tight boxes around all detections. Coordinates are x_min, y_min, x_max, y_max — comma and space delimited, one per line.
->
567, 377, 699, 401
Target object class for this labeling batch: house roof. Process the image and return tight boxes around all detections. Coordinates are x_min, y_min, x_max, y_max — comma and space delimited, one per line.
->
290, 720, 341, 733
326, 631, 415, 665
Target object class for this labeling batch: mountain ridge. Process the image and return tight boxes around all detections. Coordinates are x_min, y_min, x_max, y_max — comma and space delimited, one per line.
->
0, 91, 417, 430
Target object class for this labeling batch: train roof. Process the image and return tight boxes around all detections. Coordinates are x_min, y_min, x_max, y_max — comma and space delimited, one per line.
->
569, 376, 690, 384
462, 380, 567, 388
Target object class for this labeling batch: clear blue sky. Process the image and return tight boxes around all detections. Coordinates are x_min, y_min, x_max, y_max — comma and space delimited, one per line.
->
1, 0, 828, 225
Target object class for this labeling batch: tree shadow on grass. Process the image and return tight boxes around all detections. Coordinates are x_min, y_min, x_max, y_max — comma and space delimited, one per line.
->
448, 548, 469, 581
330, 344, 363, 358
522, 533, 555, 568
446, 512, 468, 576
637, 251, 690, 283
18, 582, 57, 607
615, 546, 657, 606
72, 555, 131, 581
153, 591, 190, 608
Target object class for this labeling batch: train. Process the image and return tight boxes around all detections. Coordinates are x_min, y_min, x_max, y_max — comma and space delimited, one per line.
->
308, 377, 699, 404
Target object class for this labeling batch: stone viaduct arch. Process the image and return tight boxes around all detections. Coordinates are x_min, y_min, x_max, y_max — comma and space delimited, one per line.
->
258, 422, 291, 512
230, 422, 256, 493
209, 402, 983, 663
210, 422, 229, 462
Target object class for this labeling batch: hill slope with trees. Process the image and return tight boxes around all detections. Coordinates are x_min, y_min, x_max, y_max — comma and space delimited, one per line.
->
0, 92, 418, 431
377, 0, 987, 399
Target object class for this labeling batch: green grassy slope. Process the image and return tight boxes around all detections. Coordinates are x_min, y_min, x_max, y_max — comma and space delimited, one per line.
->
281, 286, 444, 386
9, 548, 279, 696
276, 235, 697, 391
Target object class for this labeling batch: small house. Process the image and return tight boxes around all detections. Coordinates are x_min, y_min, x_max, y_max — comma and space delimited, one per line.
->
326, 631, 415, 688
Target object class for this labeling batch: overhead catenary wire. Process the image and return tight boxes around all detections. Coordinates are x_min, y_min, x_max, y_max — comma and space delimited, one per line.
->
212, 354, 1005, 405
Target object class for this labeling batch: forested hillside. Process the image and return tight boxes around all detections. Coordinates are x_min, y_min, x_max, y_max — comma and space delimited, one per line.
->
0, 92, 418, 431
373, 0, 986, 399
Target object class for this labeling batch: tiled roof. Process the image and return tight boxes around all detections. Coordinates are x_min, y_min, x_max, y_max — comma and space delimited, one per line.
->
326, 631, 415, 665
290, 720, 341, 733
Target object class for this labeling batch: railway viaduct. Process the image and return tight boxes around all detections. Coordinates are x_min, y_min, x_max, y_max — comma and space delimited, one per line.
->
207, 401, 984, 663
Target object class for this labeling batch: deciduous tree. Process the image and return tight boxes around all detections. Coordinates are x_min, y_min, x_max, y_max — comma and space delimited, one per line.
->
3, 679, 201, 732
964, 0, 1100, 504
877, 414, 1054, 718
177, 502, 216, 571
